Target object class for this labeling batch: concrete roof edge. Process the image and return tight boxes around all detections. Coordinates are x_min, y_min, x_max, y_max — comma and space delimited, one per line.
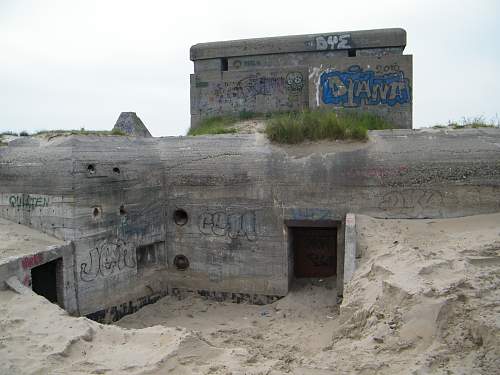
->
190, 28, 407, 60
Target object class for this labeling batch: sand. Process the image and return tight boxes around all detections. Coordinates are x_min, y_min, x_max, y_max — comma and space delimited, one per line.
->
1, 213, 499, 374
0, 217, 65, 263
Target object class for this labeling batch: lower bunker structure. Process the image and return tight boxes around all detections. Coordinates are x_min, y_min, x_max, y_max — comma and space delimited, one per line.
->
1, 128, 500, 322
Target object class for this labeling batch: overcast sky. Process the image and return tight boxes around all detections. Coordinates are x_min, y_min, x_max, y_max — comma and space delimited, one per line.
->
1, 0, 499, 136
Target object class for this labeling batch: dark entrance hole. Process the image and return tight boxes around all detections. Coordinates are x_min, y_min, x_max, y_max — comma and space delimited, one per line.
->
113, 167, 120, 174
173, 209, 188, 226
31, 258, 62, 306
87, 164, 95, 174
173, 254, 189, 271
291, 227, 337, 278
221, 57, 228, 71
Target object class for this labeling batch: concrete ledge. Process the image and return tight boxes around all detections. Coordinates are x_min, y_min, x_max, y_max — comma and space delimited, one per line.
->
343, 213, 357, 290
190, 28, 406, 60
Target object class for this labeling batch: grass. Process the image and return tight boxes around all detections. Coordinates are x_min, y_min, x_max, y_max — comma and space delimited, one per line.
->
188, 116, 238, 136
34, 128, 127, 136
433, 115, 500, 129
188, 110, 391, 142
188, 111, 267, 136
265, 110, 392, 144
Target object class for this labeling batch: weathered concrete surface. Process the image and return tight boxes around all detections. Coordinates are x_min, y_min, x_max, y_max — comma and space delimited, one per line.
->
190, 28, 406, 60
343, 213, 356, 295
190, 28, 412, 129
1, 128, 499, 320
113, 112, 152, 137
0, 217, 64, 262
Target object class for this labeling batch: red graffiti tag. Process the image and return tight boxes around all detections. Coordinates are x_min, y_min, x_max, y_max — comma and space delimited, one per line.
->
21, 254, 44, 269
23, 275, 31, 286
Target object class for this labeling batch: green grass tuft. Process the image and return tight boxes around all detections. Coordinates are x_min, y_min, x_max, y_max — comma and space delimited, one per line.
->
265, 110, 392, 144
188, 111, 269, 136
433, 115, 500, 129
188, 116, 238, 136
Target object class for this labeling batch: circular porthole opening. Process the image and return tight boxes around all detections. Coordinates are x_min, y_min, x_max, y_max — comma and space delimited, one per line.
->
87, 164, 95, 174
113, 167, 120, 174
119, 205, 126, 216
173, 255, 189, 271
173, 209, 188, 226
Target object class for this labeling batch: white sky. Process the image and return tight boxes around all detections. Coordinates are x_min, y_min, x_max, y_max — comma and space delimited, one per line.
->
1, 0, 499, 136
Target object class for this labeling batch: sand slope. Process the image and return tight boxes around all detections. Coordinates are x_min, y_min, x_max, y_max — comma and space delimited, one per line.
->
1, 213, 499, 374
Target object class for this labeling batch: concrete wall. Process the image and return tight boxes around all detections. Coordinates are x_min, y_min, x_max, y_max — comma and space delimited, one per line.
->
1, 128, 499, 321
190, 28, 412, 129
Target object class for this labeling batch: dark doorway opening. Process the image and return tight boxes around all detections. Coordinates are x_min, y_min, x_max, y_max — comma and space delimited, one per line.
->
31, 258, 62, 306
291, 227, 337, 278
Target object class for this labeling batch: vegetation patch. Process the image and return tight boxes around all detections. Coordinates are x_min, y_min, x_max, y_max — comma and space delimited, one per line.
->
265, 110, 392, 144
187, 111, 267, 136
432, 116, 500, 129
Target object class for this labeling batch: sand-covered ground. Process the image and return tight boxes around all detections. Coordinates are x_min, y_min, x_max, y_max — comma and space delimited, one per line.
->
1, 213, 499, 374
0, 217, 65, 262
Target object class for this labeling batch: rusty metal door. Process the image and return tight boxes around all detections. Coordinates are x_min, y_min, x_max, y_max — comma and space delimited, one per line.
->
293, 228, 336, 278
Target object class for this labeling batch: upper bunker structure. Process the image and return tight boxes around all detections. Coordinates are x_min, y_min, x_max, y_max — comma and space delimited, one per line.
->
190, 28, 412, 129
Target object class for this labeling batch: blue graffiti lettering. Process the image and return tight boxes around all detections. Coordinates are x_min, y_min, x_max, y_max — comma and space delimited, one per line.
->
320, 65, 411, 107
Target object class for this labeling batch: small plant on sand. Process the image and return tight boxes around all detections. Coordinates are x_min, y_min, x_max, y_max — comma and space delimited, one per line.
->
187, 111, 267, 136
265, 110, 392, 144
433, 115, 500, 129
188, 116, 238, 136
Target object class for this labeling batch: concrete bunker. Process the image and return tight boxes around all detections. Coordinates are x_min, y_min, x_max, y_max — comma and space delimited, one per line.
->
1, 30, 500, 325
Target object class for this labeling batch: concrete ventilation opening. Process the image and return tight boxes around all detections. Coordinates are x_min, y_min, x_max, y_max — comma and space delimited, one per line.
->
136, 244, 156, 271
292, 227, 337, 277
173, 209, 188, 225
31, 258, 63, 306
173, 254, 189, 270
221, 57, 228, 71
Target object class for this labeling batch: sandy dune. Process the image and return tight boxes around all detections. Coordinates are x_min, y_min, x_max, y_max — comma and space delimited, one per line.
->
1, 213, 499, 374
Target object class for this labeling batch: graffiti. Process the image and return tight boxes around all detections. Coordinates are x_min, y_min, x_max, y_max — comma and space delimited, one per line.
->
21, 254, 44, 269
80, 239, 136, 282
23, 275, 31, 287
320, 65, 411, 107
199, 210, 257, 241
195, 80, 209, 88
375, 63, 400, 74
207, 248, 236, 265
315, 34, 351, 50
286, 72, 304, 93
379, 189, 444, 212
291, 208, 332, 221
214, 76, 285, 101
86, 291, 168, 323
9, 195, 49, 209
232, 59, 261, 69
